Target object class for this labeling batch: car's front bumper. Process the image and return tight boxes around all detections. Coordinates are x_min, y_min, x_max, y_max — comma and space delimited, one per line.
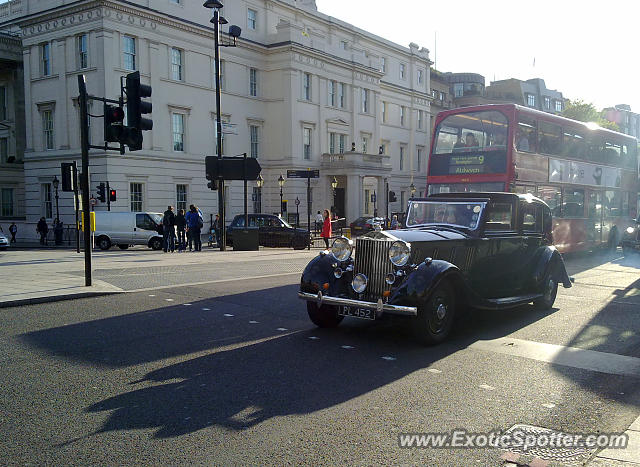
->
298, 291, 418, 317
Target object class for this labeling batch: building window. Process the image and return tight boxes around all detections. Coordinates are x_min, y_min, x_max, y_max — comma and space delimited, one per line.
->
77, 34, 88, 69
130, 182, 143, 212
399, 146, 405, 170
361, 88, 369, 113
400, 106, 405, 126
527, 93, 536, 107
544, 96, 551, 110
0, 86, 6, 120
361, 134, 369, 153
1, 188, 13, 217
416, 147, 423, 172
250, 125, 259, 158
339, 134, 346, 154
303, 72, 311, 101
42, 183, 52, 218
176, 184, 187, 212
303, 127, 312, 160
338, 83, 346, 108
123, 35, 136, 71
42, 43, 51, 76
400, 63, 406, 80
42, 109, 54, 150
418, 110, 424, 129
418, 69, 423, 84
328, 80, 336, 106
172, 113, 184, 152
171, 48, 183, 81
340, 40, 347, 50
380, 57, 386, 73
0, 138, 7, 163
382, 101, 387, 122
329, 132, 336, 154
247, 8, 257, 30
330, 133, 346, 154
555, 100, 563, 112
249, 67, 258, 97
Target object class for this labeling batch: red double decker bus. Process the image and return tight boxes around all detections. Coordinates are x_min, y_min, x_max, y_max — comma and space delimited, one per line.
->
427, 104, 638, 253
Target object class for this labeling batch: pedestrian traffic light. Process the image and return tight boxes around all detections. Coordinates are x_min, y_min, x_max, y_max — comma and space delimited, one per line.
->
109, 189, 117, 202
389, 191, 397, 203
125, 71, 152, 151
104, 103, 125, 143
97, 182, 106, 202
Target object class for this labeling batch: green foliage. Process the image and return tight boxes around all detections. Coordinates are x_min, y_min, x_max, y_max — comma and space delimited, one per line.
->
562, 99, 620, 132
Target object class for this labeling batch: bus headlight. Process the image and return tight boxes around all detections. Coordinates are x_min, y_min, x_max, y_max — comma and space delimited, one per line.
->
389, 240, 411, 266
331, 237, 353, 262
627, 226, 635, 235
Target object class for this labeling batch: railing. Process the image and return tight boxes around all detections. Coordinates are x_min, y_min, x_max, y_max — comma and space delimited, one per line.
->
45, 225, 78, 246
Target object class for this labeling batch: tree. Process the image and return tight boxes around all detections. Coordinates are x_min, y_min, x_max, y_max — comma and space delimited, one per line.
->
562, 99, 620, 131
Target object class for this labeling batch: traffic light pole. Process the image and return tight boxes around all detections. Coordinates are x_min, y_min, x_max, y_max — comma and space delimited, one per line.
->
213, 8, 226, 251
73, 161, 80, 253
78, 75, 92, 287
106, 181, 111, 211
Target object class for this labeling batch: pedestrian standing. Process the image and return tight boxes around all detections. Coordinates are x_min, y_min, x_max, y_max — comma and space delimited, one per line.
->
176, 209, 186, 252
162, 206, 176, 252
390, 214, 399, 230
9, 222, 17, 243
37, 217, 49, 246
321, 208, 332, 249
186, 205, 203, 251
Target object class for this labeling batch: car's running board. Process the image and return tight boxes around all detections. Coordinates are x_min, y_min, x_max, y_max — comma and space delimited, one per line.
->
474, 294, 541, 310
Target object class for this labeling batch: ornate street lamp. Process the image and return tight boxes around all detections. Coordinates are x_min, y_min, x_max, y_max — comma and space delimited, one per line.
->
278, 174, 285, 217
331, 176, 338, 216
256, 174, 263, 212
52, 175, 60, 222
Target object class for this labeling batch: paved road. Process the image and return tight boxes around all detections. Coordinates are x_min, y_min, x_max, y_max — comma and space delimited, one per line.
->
0, 250, 639, 465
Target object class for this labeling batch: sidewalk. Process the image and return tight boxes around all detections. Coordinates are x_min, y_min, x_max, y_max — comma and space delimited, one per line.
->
0, 247, 317, 308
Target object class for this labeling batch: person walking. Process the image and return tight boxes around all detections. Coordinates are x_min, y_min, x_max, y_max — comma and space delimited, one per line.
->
176, 209, 186, 252
9, 222, 17, 243
321, 208, 332, 249
37, 217, 49, 246
186, 205, 203, 251
162, 205, 176, 252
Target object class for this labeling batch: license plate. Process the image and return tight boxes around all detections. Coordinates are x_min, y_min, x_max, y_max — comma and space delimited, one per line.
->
339, 307, 375, 320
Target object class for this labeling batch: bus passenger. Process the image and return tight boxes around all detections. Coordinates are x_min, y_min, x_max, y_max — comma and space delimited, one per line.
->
465, 132, 479, 148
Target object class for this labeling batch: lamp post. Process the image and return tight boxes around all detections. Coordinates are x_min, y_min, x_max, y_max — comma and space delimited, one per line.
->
331, 176, 338, 215
256, 174, 263, 213
52, 175, 60, 222
278, 174, 285, 217
203, 0, 241, 251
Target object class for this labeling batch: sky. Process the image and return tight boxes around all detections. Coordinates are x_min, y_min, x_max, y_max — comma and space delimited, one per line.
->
315, 0, 640, 112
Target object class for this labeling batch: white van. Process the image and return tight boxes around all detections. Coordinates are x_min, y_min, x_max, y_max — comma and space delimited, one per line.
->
93, 211, 164, 250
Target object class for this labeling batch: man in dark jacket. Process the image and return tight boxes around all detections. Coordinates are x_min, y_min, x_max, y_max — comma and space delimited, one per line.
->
162, 206, 176, 252
37, 217, 49, 246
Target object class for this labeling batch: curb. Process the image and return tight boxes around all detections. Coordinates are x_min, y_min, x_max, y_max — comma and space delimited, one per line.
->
0, 290, 123, 309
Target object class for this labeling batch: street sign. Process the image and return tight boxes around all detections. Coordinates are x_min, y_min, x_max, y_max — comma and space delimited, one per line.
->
89, 197, 97, 206
287, 169, 319, 179
215, 121, 238, 135
295, 197, 300, 206
205, 156, 262, 181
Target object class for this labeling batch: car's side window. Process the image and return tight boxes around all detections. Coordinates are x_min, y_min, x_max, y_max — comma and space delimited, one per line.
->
484, 202, 513, 231
248, 216, 257, 227
522, 203, 543, 233
136, 214, 155, 230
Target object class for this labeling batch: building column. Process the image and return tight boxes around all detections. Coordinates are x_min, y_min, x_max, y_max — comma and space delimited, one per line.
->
346, 174, 361, 222
56, 38, 69, 149
22, 47, 33, 152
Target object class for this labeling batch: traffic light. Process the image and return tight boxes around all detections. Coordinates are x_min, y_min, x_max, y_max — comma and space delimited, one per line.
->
125, 71, 152, 151
104, 104, 125, 143
97, 182, 106, 202
206, 156, 219, 190
109, 189, 117, 202
61, 162, 75, 192
389, 191, 397, 203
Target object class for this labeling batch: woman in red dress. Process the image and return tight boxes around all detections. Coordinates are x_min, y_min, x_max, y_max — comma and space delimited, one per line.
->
321, 209, 332, 249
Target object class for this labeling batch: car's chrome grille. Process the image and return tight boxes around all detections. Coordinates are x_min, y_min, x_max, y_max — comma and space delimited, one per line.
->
354, 237, 394, 301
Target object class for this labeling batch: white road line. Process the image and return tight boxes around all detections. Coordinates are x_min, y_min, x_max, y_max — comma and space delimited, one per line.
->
184, 303, 192, 306
341, 345, 354, 350
223, 313, 234, 317
427, 368, 442, 374
202, 308, 210, 311
542, 403, 556, 409
479, 384, 495, 391
381, 356, 396, 361
276, 328, 288, 331
470, 337, 640, 378
308, 336, 319, 340
249, 320, 259, 324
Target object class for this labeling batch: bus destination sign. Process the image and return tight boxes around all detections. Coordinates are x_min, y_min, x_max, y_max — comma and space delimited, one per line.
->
429, 150, 507, 176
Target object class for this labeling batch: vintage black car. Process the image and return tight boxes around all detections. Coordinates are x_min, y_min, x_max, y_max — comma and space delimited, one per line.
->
622, 216, 640, 255
298, 192, 573, 344
227, 214, 311, 249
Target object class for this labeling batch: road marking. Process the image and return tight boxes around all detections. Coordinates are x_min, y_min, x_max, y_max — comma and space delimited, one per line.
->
341, 345, 354, 350
542, 403, 556, 409
276, 328, 288, 331
381, 356, 396, 361
427, 368, 442, 374
479, 384, 495, 391
202, 308, 210, 311
165, 298, 174, 302
470, 337, 640, 377
249, 320, 259, 324
308, 336, 319, 340
184, 303, 192, 306
223, 313, 234, 317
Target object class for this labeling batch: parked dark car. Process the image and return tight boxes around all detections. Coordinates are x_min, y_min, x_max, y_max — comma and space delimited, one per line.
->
298, 192, 573, 344
227, 214, 311, 249
349, 216, 385, 236
622, 216, 640, 256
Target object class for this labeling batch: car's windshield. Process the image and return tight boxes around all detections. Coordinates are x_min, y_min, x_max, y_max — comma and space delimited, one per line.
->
406, 201, 485, 230
149, 213, 163, 225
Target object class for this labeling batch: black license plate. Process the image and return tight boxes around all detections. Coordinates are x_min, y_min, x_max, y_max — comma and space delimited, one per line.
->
339, 307, 375, 320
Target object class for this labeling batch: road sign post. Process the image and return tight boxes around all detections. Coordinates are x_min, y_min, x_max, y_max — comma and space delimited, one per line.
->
287, 169, 319, 250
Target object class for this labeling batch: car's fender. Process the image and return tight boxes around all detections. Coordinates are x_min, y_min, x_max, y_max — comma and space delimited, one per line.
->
532, 246, 572, 289
300, 252, 352, 297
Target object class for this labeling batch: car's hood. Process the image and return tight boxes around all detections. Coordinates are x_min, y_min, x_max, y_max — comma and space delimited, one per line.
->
363, 228, 468, 243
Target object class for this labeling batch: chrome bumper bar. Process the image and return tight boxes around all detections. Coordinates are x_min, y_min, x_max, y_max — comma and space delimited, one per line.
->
298, 291, 418, 317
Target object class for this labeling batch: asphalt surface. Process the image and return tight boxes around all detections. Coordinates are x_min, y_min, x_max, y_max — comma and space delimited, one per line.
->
1, 250, 640, 465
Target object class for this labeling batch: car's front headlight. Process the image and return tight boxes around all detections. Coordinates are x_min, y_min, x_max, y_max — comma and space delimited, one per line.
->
389, 240, 411, 266
627, 226, 636, 235
331, 236, 353, 261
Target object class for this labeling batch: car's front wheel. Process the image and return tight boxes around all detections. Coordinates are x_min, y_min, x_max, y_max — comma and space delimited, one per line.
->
307, 302, 344, 328
414, 280, 456, 345
149, 237, 163, 251
533, 274, 558, 310
97, 236, 111, 250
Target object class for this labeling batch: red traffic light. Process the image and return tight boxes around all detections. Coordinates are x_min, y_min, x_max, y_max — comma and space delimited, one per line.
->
109, 189, 117, 202
108, 106, 124, 121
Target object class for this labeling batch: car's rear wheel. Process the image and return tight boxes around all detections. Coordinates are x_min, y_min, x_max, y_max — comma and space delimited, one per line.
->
291, 235, 307, 250
533, 273, 558, 310
97, 236, 111, 250
307, 302, 344, 328
149, 237, 163, 251
414, 280, 456, 345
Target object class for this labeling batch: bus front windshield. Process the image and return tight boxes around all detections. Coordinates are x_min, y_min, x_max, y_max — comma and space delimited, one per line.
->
433, 110, 509, 154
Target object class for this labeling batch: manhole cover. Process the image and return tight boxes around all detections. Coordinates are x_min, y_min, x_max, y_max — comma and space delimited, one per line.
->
500, 424, 597, 465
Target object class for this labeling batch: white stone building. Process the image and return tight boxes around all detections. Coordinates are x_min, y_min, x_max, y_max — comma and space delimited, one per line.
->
0, 0, 431, 239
